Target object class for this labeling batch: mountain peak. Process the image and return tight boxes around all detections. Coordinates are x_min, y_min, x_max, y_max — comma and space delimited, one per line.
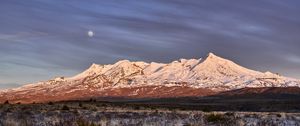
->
208, 52, 217, 57
90, 63, 100, 68
207, 52, 225, 59
202, 52, 227, 63
192, 52, 266, 77
87, 63, 104, 71
115, 60, 131, 65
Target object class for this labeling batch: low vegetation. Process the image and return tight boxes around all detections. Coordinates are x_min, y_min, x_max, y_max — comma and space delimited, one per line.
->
0, 100, 299, 126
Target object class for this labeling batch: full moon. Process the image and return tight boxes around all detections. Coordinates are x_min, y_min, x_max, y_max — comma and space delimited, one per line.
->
88, 30, 94, 37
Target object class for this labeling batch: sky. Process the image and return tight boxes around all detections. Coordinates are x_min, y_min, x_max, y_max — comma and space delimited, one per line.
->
0, 0, 300, 89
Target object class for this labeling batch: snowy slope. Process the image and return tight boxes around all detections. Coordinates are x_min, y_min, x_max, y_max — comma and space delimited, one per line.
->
1, 53, 300, 103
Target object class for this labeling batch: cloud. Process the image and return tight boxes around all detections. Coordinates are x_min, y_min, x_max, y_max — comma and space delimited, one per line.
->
0, 0, 300, 89
286, 55, 300, 64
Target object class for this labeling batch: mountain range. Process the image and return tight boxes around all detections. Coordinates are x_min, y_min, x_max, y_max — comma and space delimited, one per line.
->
1, 53, 300, 103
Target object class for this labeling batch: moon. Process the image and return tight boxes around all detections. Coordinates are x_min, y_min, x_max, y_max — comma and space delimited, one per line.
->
88, 30, 94, 37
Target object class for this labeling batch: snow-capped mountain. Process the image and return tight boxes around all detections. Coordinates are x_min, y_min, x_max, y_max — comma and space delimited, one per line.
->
1, 53, 300, 103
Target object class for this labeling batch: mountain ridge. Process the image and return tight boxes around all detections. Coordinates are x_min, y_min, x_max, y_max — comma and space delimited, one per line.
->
1, 53, 300, 103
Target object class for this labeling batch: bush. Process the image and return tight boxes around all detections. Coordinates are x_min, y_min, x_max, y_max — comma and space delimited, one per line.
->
62, 105, 70, 110
4, 108, 11, 113
4, 100, 9, 104
76, 119, 89, 126
182, 123, 193, 126
134, 106, 140, 110
91, 108, 98, 111
276, 113, 282, 118
48, 102, 54, 105
89, 98, 96, 102
225, 112, 234, 116
206, 114, 226, 123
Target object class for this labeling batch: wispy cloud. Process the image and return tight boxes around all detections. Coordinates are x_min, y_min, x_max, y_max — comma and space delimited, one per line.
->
286, 55, 300, 64
0, 0, 300, 88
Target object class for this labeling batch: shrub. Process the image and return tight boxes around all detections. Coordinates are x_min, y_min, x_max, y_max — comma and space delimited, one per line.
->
4, 100, 9, 104
48, 102, 54, 105
206, 114, 226, 123
90, 122, 96, 126
91, 108, 98, 111
4, 108, 11, 113
225, 112, 234, 117
76, 119, 89, 126
182, 123, 190, 126
276, 113, 282, 118
89, 98, 96, 102
134, 106, 140, 110
62, 105, 70, 110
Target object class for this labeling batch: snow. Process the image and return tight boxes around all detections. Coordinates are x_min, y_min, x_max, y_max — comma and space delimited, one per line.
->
1, 52, 300, 95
